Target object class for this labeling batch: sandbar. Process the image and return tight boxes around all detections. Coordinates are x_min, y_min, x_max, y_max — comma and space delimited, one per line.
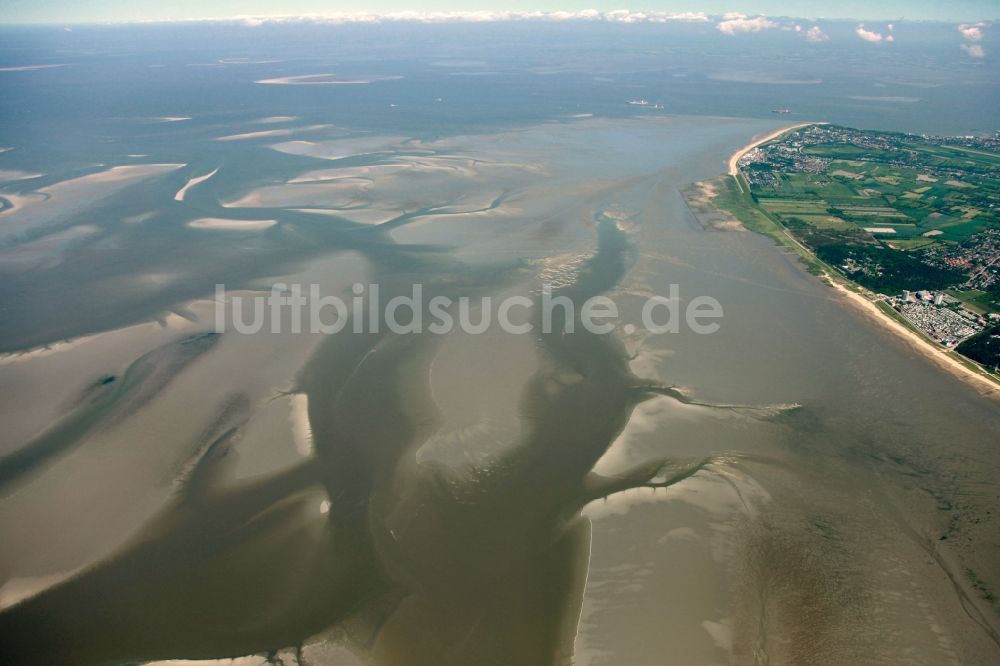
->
187, 217, 277, 231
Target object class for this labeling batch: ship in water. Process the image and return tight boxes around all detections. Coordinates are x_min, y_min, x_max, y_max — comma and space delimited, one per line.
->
628, 99, 664, 109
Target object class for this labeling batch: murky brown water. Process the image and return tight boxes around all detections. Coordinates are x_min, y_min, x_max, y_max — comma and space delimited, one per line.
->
1, 117, 998, 665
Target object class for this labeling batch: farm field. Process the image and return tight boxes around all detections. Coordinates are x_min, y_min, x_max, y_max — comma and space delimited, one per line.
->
744, 126, 999, 245
737, 124, 1000, 306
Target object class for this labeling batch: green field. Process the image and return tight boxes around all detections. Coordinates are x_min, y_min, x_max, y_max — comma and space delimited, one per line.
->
736, 125, 999, 299
711, 124, 1000, 382
947, 289, 1000, 316
747, 130, 999, 249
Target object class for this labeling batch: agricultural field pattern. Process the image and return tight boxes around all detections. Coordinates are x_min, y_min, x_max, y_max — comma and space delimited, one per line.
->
733, 124, 1000, 369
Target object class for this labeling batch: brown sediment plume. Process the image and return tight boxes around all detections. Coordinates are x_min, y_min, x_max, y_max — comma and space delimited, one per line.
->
0, 215, 790, 666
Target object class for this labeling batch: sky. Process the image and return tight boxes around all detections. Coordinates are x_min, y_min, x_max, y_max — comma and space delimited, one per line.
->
0, 1, 997, 25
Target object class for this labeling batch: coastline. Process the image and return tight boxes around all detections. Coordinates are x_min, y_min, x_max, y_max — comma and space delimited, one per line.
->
827, 278, 1000, 397
727, 122, 822, 176
722, 128, 1000, 398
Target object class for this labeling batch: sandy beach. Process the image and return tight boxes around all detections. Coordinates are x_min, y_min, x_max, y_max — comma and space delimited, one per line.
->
827, 278, 1000, 397
727, 122, 822, 176
723, 126, 999, 396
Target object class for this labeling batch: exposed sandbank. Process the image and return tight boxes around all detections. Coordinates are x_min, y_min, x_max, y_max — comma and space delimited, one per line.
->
187, 217, 277, 231
255, 73, 403, 85
173, 168, 219, 201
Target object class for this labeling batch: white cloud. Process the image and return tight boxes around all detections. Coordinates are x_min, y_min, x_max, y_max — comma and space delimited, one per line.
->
208, 11, 713, 26
646, 12, 710, 23
717, 15, 779, 36
958, 22, 986, 41
962, 43, 986, 58
856, 24, 887, 43
266, 11, 793, 42
603, 10, 709, 23
958, 22, 988, 57
805, 26, 829, 43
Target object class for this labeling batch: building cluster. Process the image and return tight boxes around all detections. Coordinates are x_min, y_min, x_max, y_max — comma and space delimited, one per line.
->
737, 123, 999, 353
740, 125, 999, 294
920, 229, 1000, 291
739, 124, 1000, 193
926, 131, 1000, 155
838, 255, 886, 281
890, 290, 985, 347
737, 126, 835, 188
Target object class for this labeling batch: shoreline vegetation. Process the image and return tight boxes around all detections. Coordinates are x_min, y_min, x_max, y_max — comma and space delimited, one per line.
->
698, 123, 1000, 396
726, 122, 822, 180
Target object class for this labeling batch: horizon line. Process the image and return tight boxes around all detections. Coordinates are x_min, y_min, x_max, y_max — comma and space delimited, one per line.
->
0, 11, 996, 28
